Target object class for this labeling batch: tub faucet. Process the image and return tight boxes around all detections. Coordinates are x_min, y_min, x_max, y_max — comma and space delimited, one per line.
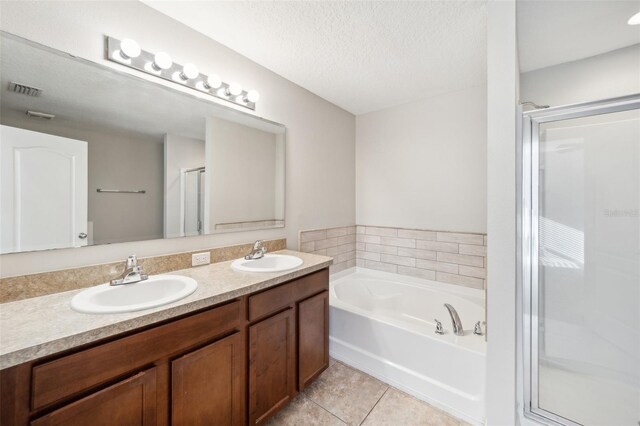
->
245, 240, 267, 260
444, 303, 464, 336
110, 255, 148, 286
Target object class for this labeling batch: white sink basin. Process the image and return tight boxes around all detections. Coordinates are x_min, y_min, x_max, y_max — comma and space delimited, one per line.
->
231, 254, 303, 273
71, 275, 198, 314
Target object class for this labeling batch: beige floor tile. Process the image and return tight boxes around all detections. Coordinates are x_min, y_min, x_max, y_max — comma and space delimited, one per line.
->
362, 388, 462, 426
266, 394, 345, 426
303, 362, 388, 425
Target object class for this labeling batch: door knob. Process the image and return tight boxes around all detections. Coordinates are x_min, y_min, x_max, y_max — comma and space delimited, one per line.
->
78, 233, 87, 239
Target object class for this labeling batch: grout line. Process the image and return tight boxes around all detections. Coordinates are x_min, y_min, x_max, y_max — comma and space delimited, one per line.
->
358, 387, 388, 426
301, 363, 352, 423
300, 393, 348, 425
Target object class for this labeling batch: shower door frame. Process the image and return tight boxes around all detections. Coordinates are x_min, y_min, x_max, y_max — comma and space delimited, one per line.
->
520, 93, 640, 426
182, 166, 206, 236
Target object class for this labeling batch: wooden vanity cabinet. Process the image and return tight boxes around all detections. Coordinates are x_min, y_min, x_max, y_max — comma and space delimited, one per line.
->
247, 268, 330, 425
0, 267, 329, 426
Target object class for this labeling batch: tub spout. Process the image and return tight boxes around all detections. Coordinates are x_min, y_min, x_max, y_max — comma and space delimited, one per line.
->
444, 303, 464, 336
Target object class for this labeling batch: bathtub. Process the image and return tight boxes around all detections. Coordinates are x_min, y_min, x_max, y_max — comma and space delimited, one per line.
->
329, 268, 486, 424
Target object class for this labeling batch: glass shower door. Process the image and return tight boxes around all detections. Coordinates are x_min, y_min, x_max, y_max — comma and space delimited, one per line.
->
523, 96, 640, 426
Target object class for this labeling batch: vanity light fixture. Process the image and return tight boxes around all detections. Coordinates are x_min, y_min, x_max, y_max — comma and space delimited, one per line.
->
152, 52, 173, 71
106, 36, 259, 110
246, 90, 260, 103
178, 63, 199, 81
197, 74, 223, 91
119, 38, 141, 60
227, 82, 243, 97
628, 11, 640, 25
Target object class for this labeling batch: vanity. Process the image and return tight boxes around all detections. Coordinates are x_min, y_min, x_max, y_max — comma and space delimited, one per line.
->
0, 25, 331, 426
0, 252, 331, 426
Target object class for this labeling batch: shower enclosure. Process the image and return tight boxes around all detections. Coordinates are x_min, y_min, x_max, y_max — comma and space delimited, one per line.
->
520, 95, 639, 425
183, 166, 205, 237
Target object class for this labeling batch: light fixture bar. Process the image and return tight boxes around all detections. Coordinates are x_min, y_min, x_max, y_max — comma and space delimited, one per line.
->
106, 36, 258, 110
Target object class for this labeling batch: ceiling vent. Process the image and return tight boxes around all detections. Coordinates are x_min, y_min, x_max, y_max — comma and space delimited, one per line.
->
26, 111, 55, 120
9, 81, 43, 97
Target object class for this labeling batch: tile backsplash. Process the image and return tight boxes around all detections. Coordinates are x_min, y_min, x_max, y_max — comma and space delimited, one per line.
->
299, 226, 357, 274
356, 226, 487, 289
300, 225, 487, 289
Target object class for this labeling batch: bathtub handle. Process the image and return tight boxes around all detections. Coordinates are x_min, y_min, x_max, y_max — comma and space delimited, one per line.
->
434, 319, 445, 335
474, 321, 484, 336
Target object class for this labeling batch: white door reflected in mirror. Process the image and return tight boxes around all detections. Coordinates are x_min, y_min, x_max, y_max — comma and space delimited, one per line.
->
0, 125, 88, 254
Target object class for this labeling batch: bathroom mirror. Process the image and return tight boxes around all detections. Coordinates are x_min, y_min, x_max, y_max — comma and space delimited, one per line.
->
0, 32, 285, 254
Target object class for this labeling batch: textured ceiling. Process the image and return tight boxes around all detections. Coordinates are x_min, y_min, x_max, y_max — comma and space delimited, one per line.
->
517, 0, 640, 72
142, 1, 487, 115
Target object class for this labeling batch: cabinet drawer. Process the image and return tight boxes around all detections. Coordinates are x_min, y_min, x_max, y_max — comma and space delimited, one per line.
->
31, 368, 157, 426
31, 300, 241, 411
248, 269, 328, 321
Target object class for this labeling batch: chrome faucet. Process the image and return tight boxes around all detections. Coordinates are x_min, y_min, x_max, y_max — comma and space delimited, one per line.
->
110, 255, 148, 286
244, 240, 267, 260
444, 303, 464, 336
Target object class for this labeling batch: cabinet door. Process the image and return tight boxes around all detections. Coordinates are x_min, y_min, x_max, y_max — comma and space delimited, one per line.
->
249, 309, 295, 425
30, 368, 157, 426
298, 291, 329, 390
171, 332, 245, 426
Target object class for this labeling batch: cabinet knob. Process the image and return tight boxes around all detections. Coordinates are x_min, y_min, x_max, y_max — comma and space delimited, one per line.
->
78, 233, 87, 239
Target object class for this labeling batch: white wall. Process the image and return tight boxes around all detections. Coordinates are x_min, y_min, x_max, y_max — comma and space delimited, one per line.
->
0, 0, 355, 277
520, 44, 640, 107
205, 117, 281, 230
356, 85, 487, 233
88, 131, 164, 245
164, 134, 205, 239
486, 0, 518, 424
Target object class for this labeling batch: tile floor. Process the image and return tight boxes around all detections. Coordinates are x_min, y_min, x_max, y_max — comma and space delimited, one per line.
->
267, 359, 469, 426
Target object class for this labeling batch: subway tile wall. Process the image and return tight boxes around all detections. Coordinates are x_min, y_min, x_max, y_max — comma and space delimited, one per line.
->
356, 226, 487, 289
299, 225, 487, 289
299, 226, 357, 274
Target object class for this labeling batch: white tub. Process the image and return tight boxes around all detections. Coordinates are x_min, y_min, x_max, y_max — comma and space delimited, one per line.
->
329, 268, 486, 424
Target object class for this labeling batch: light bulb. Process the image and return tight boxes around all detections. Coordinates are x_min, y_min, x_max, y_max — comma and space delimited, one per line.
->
180, 63, 199, 80
119, 38, 141, 59
152, 52, 172, 71
206, 74, 222, 89
246, 90, 260, 103
628, 11, 640, 25
228, 82, 242, 96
